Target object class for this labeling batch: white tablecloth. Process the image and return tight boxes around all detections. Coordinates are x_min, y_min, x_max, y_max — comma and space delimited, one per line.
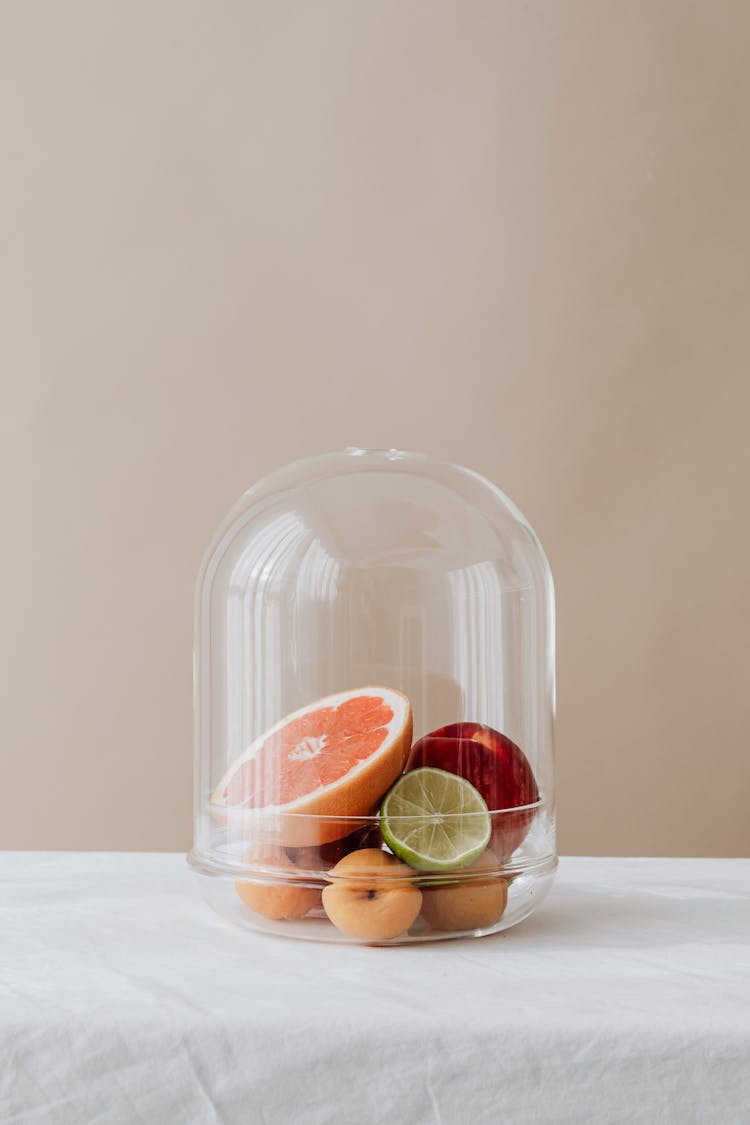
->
1, 853, 748, 1124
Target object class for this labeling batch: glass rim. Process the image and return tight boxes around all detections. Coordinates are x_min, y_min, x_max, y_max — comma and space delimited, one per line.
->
206, 797, 545, 821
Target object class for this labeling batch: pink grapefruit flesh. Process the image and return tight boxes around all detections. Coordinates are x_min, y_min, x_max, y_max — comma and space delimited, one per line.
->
211, 687, 412, 846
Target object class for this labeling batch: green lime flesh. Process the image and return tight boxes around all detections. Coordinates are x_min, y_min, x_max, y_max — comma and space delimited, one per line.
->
379, 767, 491, 872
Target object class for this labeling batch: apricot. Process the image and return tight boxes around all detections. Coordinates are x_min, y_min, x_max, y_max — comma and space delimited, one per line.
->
322, 848, 422, 941
235, 846, 320, 921
420, 849, 508, 932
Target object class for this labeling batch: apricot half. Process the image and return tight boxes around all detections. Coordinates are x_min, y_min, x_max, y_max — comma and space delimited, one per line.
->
235, 846, 320, 921
322, 848, 422, 941
420, 849, 508, 932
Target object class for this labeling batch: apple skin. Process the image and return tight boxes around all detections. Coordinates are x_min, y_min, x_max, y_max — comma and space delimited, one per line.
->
405, 723, 539, 860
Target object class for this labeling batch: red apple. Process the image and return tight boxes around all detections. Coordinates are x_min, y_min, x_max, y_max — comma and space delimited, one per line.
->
405, 723, 539, 859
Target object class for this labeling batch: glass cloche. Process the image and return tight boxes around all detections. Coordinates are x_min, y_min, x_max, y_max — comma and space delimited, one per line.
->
189, 449, 556, 944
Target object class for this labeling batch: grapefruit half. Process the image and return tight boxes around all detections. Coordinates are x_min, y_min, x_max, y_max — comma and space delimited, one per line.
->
210, 687, 412, 846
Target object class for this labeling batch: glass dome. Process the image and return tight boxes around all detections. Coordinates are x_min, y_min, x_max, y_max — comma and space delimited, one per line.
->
189, 449, 556, 944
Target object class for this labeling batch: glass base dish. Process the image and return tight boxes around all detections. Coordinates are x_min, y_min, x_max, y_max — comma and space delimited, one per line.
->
189, 850, 557, 946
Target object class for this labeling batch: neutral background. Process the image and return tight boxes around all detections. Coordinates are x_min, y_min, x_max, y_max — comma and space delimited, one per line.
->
2, 1, 748, 856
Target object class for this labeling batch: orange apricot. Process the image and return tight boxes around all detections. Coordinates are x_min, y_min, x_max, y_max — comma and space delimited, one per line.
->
322, 848, 422, 941
420, 849, 508, 932
235, 846, 320, 921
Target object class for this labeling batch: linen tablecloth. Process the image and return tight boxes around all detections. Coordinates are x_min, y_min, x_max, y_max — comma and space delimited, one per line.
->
1, 853, 748, 1124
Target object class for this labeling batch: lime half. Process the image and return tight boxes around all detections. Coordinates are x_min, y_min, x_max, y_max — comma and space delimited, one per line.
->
379, 767, 491, 872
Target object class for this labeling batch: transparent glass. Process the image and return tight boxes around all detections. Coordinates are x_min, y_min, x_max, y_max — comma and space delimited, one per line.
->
189, 448, 556, 944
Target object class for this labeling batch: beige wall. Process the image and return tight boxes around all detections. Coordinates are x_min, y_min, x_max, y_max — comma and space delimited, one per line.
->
3, 2, 749, 856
